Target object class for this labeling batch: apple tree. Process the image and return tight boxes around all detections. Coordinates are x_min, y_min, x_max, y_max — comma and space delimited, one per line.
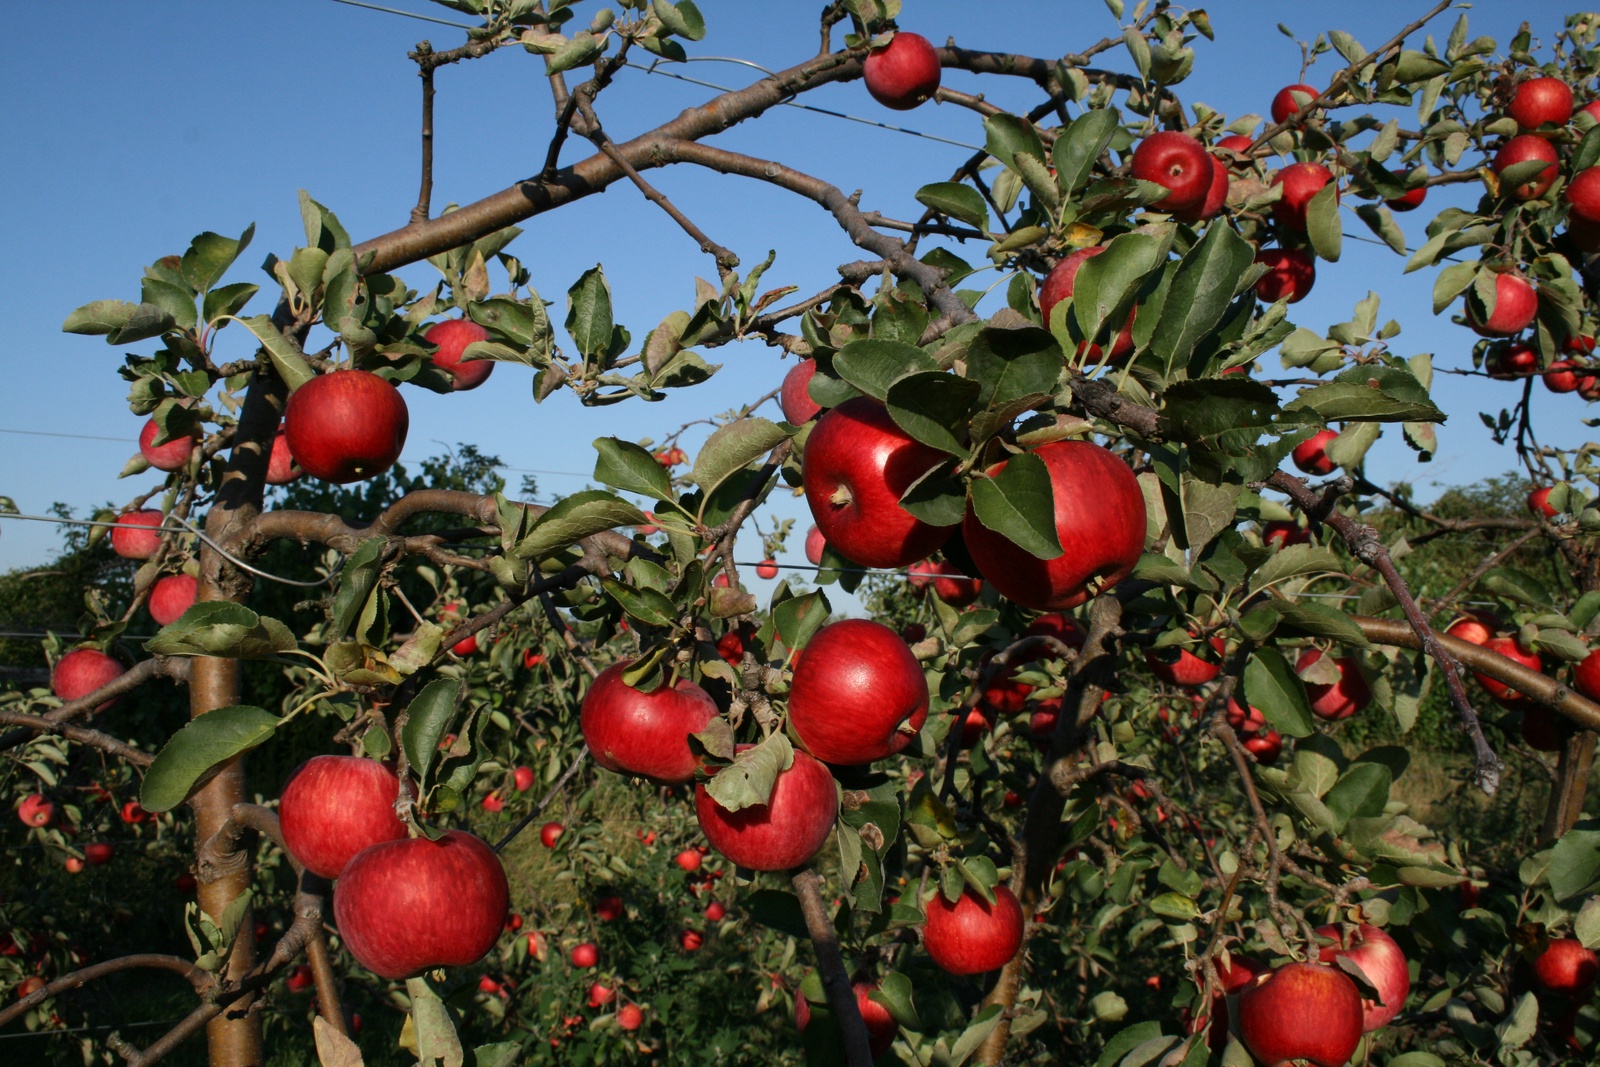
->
7, 1, 1600, 1065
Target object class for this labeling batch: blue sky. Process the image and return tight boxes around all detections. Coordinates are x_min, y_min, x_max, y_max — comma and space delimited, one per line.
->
0, 0, 1589, 582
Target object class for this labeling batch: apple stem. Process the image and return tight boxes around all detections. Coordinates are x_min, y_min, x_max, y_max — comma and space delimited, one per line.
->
829, 485, 852, 508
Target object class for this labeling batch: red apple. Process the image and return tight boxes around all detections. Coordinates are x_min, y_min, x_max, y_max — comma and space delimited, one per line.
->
963, 441, 1144, 611
1243, 729, 1283, 765
1216, 133, 1257, 158
175, 872, 197, 892
148, 573, 198, 626
579, 661, 719, 785
540, 821, 564, 848
51, 648, 126, 708
1474, 635, 1542, 708
570, 942, 599, 969
265, 424, 302, 484
1271, 83, 1321, 125
900, 622, 927, 644
922, 884, 1024, 975
1566, 166, 1600, 225
513, 766, 535, 791
278, 755, 410, 880
64, 857, 84, 874
787, 619, 929, 765
1192, 955, 1268, 1049
705, 900, 726, 922
914, 560, 983, 607
138, 418, 197, 472
1237, 962, 1364, 1067
618, 1003, 643, 1030
587, 981, 616, 1008
1534, 938, 1599, 997
84, 842, 113, 865
794, 979, 898, 1059
1038, 247, 1135, 359
595, 894, 624, 921
333, 830, 508, 979
1271, 162, 1336, 231
1254, 248, 1316, 304
1583, 99, 1600, 124
780, 359, 822, 424
120, 801, 150, 824
451, 634, 479, 656
1509, 76, 1574, 131
862, 31, 941, 110
283, 369, 409, 484
1544, 359, 1586, 393
504, 913, 522, 932
679, 929, 703, 951
1521, 705, 1576, 751
17, 793, 53, 828
1261, 520, 1312, 548
423, 318, 494, 391
676, 848, 703, 872
1027, 698, 1061, 743
15, 975, 46, 1000
286, 965, 313, 994
1485, 342, 1539, 379
1292, 429, 1339, 475
1146, 633, 1225, 688
480, 792, 503, 813
1175, 154, 1231, 223
1315, 923, 1411, 1031
1529, 486, 1558, 517
524, 650, 546, 669
804, 525, 827, 566
1027, 613, 1086, 648
1130, 131, 1215, 214
1296, 649, 1372, 721
803, 397, 951, 569
1575, 648, 1600, 701
110, 509, 164, 560
1493, 134, 1559, 199
1446, 612, 1500, 646
697, 747, 839, 871
756, 559, 779, 579
1387, 184, 1427, 212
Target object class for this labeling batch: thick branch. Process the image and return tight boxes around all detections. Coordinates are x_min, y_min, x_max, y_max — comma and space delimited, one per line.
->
0, 710, 152, 766
791, 868, 873, 1067
0, 955, 207, 1030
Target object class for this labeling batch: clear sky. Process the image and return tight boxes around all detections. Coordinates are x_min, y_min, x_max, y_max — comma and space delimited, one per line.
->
0, 0, 1589, 585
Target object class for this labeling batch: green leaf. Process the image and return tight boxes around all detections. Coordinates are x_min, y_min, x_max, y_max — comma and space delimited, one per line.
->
566, 266, 614, 359
1305, 183, 1343, 262
1150, 892, 1200, 921
745, 889, 809, 939
141, 705, 279, 812
705, 731, 794, 812
1162, 379, 1281, 444
898, 462, 967, 527
601, 577, 678, 628
546, 30, 605, 75
915, 182, 989, 230
1480, 567, 1552, 607
1548, 825, 1600, 901
651, 0, 706, 40
1150, 222, 1255, 376
328, 538, 388, 643
203, 282, 259, 325
1242, 647, 1315, 738
772, 590, 831, 651
962, 320, 1063, 410
950, 1004, 1005, 1066
885, 372, 980, 455
869, 972, 920, 1029
1287, 365, 1444, 423
1275, 600, 1373, 648
182, 225, 254, 294
141, 277, 197, 331
63, 300, 175, 344
1323, 762, 1392, 832
513, 490, 647, 560
832, 339, 940, 401
983, 114, 1047, 174
401, 679, 460, 789
470, 1042, 522, 1067
1052, 108, 1119, 195
1071, 232, 1169, 351
1250, 545, 1345, 590
968, 451, 1062, 560
690, 417, 789, 499
145, 602, 298, 659
593, 437, 674, 499
405, 976, 465, 1067
237, 315, 315, 392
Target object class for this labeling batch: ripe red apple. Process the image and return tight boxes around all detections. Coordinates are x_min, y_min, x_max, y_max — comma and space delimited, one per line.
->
480, 792, 503, 813
1146, 633, 1225, 687
1026, 698, 1061, 744
780, 359, 822, 424
570, 942, 599, 968
1026, 612, 1086, 648
756, 559, 779, 579
540, 821, 564, 848
1038, 246, 1137, 359
587, 981, 616, 1008
504, 913, 523, 932
1244, 729, 1284, 765
1485, 342, 1539, 379
922, 884, 1024, 975
1292, 429, 1339, 475
1315, 923, 1411, 1031
1574, 648, 1600, 701
64, 857, 84, 874
1226, 698, 1265, 737
17, 793, 53, 828
1271, 162, 1336, 231
278, 755, 410, 880
265, 424, 302, 484
138, 418, 197, 472
1509, 76, 1574, 131
1175, 154, 1231, 223
15, 975, 46, 1000
120, 801, 150, 824
679, 929, 703, 951
1216, 133, 1257, 158
283, 369, 409, 484
52, 648, 126, 708
1261, 520, 1312, 548
333, 830, 508, 979
286, 965, 313, 994
962, 441, 1145, 611
1296, 649, 1372, 721
1566, 166, 1600, 225
1271, 83, 1321, 125
524, 650, 546, 669
1528, 486, 1558, 517
900, 622, 927, 644
148, 573, 198, 626
803, 397, 951, 569
1191, 955, 1268, 1049
795, 979, 898, 1059
595, 894, 624, 921
1493, 134, 1559, 199
637, 511, 659, 536
804, 525, 827, 566
911, 560, 983, 607
513, 766, 535, 791
579, 660, 719, 784
705, 900, 726, 922
676, 848, 703, 872
424, 318, 494, 390
1254, 248, 1316, 304
1237, 962, 1364, 1067
697, 747, 839, 871
1521, 705, 1576, 751
84, 842, 114, 865
1130, 131, 1215, 214
617, 1003, 643, 1030
1474, 635, 1542, 708
110, 509, 164, 560
1544, 359, 1586, 393
1534, 938, 1599, 997
451, 634, 479, 656
787, 619, 929, 765
1445, 612, 1500, 647
862, 31, 941, 110
1387, 184, 1427, 212
175, 872, 197, 892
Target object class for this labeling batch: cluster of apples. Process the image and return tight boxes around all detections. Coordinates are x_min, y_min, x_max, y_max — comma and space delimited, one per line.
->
275, 754, 509, 980
1444, 609, 1600, 752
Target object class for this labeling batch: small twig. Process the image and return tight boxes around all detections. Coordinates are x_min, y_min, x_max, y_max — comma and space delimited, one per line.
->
0, 710, 153, 766
411, 46, 437, 223
493, 744, 591, 853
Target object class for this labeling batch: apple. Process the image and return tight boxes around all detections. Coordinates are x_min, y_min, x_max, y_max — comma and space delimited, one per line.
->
787, 618, 929, 765
15, 975, 46, 1000
52, 648, 126, 708
705, 900, 726, 922
802, 397, 951, 569
756, 559, 779, 579
1485, 342, 1539, 379
1146, 634, 1226, 687
451, 634, 479, 656
1529, 486, 1558, 517
540, 821, 564, 848
862, 31, 941, 110
1315, 923, 1411, 1031
286, 965, 313, 994
637, 512, 660, 536
1176, 154, 1232, 223
513, 766, 535, 791
278, 755, 410, 880
1130, 131, 1215, 214
1521, 705, 1576, 751
1387, 184, 1427, 212
780, 359, 822, 424
1027, 613, 1086, 648
1261, 520, 1312, 547
1493, 134, 1559, 199
120, 801, 150, 824
1474, 635, 1542, 708
587, 982, 616, 1008
804, 525, 827, 566
697, 747, 838, 870
912, 560, 983, 607
680, 929, 703, 951
1509, 76, 1574, 130
1027, 698, 1061, 743
524, 650, 546, 669
962, 441, 1145, 611
1236, 962, 1364, 1067
1271, 162, 1336, 232
85, 842, 113, 865
618, 1003, 643, 1030
1296, 649, 1372, 721
17, 793, 53, 828
504, 913, 523, 932
794, 979, 898, 1060
64, 857, 84, 874
1271, 82, 1321, 124
1575, 648, 1600, 701
1544, 359, 1586, 393
1446, 611, 1500, 646
1292, 429, 1339, 475
265, 424, 302, 484
138, 417, 197, 472
175, 872, 197, 892
110, 509, 164, 560
333, 831, 509, 979
1216, 133, 1257, 158
423, 318, 494, 390
922, 884, 1024, 975
595, 894, 624, 921
1254, 248, 1316, 304
957, 706, 994, 746
1191, 955, 1268, 1049
148, 573, 198, 626
676, 848, 703, 872
1243, 729, 1283, 765
1038, 247, 1135, 362
283, 369, 409, 484
1534, 938, 1599, 997
1567, 166, 1600, 224
480, 792, 503, 813
900, 622, 927, 644
570, 942, 599, 969
579, 660, 719, 784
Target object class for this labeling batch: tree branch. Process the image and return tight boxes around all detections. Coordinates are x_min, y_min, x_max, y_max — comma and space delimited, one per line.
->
0, 954, 207, 1030
791, 868, 874, 1067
